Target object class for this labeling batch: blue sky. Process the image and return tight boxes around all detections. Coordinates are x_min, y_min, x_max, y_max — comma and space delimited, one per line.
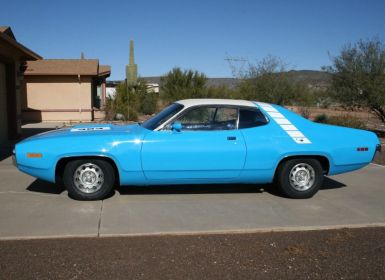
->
2, 0, 385, 80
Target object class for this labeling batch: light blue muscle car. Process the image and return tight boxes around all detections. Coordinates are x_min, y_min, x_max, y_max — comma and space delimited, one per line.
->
13, 99, 381, 200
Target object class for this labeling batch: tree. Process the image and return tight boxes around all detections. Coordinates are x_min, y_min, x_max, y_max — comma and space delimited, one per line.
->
160, 68, 208, 102
325, 38, 385, 122
237, 56, 308, 105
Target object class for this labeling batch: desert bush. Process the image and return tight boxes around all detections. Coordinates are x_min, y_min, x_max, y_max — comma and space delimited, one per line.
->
105, 83, 131, 121
313, 114, 328, 123
313, 114, 366, 129
139, 91, 158, 115
104, 80, 151, 122
236, 56, 310, 105
204, 85, 239, 99
299, 107, 311, 119
325, 38, 385, 122
160, 68, 207, 102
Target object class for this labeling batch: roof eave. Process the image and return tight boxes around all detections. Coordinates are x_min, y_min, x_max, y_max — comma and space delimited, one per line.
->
98, 72, 111, 78
0, 33, 42, 60
24, 73, 97, 76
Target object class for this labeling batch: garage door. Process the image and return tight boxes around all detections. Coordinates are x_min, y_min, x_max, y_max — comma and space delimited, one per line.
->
0, 63, 8, 143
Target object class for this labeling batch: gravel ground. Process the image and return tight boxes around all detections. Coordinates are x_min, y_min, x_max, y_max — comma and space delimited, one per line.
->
0, 227, 384, 280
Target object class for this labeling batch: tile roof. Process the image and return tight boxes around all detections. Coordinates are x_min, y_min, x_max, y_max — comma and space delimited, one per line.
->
25, 59, 101, 76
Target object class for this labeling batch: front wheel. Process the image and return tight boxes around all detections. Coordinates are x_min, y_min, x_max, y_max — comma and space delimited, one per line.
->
276, 158, 323, 199
63, 159, 115, 200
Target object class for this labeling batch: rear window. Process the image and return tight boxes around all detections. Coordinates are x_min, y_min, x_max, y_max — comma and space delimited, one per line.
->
239, 108, 268, 129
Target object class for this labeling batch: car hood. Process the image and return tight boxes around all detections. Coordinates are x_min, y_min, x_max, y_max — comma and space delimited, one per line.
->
19, 123, 147, 143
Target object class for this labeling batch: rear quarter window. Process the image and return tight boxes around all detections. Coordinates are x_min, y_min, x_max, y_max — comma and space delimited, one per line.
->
239, 108, 269, 129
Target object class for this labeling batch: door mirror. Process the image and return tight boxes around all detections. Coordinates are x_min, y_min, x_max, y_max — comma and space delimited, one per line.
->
171, 121, 182, 132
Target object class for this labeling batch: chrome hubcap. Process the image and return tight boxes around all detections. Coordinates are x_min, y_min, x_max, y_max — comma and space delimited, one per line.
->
73, 163, 104, 194
289, 163, 315, 191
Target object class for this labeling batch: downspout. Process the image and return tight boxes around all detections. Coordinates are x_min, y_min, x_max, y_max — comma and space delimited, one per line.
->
78, 73, 81, 122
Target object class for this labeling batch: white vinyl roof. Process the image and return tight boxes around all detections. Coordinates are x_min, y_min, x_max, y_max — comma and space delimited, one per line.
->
176, 99, 257, 108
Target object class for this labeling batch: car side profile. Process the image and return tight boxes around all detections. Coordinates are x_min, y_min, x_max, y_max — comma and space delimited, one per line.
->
13, 99, 381, 200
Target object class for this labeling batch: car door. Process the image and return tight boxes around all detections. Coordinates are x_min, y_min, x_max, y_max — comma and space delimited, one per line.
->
237, 107, 281, 182
141, 106, 247, 181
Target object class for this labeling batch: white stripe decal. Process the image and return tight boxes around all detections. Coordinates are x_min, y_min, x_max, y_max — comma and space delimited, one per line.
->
287, 130, 305, 138
260, 105, 278, 112
256, 102, 311, 145
261, 107, 278, 112
70, 127, 111, 132
268, 112, 285, 118
275, 118, 292, 125
280, 124, 298, 131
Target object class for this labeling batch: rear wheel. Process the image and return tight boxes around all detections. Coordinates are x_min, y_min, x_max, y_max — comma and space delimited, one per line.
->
63, 159, 115, 200
276, 158, 323, 199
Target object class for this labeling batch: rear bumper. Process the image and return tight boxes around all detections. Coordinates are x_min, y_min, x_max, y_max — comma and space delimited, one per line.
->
12, 149, 17, 167
376, 144, 382, 152
373, 144, 382, 161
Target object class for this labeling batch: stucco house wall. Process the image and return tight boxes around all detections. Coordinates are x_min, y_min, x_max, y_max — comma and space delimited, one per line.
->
22, 60, 110, 123
22, 76, 94, 122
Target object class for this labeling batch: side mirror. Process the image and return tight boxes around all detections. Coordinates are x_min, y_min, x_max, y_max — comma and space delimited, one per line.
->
171, 121, 182, 132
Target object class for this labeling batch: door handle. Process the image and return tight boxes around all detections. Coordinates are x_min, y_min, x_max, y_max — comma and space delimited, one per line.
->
227, 136, 237, 141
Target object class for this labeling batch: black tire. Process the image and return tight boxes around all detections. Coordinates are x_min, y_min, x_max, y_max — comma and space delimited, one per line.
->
276, 158, 323, 199
63, 159, 115, 201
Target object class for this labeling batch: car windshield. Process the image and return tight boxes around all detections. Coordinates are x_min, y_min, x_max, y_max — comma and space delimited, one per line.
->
141, 103, 184, 130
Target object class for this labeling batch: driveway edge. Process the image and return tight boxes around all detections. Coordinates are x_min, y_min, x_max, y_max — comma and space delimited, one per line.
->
1, 223, 384, 241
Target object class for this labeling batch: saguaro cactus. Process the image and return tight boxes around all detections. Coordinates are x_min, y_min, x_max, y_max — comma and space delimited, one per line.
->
126, 40, 138, 86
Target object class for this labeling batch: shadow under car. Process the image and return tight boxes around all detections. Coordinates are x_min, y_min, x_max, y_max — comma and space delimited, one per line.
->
26, 176, 346, 198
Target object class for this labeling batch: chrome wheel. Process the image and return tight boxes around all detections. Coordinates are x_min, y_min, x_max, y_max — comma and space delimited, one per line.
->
73, 163, 104, 194
289, 163, 315, 191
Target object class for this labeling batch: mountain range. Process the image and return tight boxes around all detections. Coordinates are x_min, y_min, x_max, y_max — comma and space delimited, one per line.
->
142, 70, 331, 90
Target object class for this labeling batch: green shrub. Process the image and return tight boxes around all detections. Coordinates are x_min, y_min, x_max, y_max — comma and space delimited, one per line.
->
139, 91, 158, 115
160, 68, 207, 102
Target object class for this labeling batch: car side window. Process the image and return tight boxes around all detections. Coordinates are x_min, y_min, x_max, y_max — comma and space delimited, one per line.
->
176, 106, 237, 131
213, 107, 237, 130
239, 108, 268, 129
177, 107, 216, 130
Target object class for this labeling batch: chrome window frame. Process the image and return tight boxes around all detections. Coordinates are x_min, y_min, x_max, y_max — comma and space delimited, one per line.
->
155, 104, 268, 131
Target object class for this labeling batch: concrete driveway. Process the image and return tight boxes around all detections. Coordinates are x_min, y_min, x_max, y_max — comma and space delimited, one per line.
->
0, 155, 384, 240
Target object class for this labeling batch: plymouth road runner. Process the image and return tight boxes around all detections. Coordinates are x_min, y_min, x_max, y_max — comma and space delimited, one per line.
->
13, 99, 381, 200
